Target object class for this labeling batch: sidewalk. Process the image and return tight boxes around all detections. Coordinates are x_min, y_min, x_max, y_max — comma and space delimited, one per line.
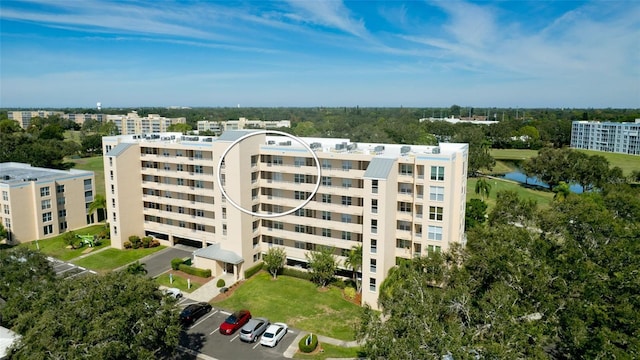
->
283, 332, 362, 358
185, 272, 235, 302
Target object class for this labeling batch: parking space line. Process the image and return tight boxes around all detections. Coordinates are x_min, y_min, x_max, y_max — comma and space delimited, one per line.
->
252, 341, 261, 349
219, 310, 231, 315
209, 327, 220, 335
230, 334, 240, 342
190, 310, 218, 329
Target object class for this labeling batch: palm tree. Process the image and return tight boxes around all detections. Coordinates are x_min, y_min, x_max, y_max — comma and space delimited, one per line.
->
475, 177, 492, 202
553, 181, 570, 202
125, 261, 148, 276
344, 244, 363, 293
89, 194, 106, 222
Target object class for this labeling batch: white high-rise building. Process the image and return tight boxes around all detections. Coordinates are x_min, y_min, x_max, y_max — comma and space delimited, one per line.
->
571, 120, 640, 155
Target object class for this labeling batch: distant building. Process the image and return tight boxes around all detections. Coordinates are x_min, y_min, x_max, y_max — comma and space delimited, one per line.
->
102, 131, 468, 309
571, 120, 640, 155
106, 111, 186, 135
419, 115, 499, 125
62, 113, 106, 127
0, 163, 96, 243
197, 118, 291, 134
7, 110, 64, 129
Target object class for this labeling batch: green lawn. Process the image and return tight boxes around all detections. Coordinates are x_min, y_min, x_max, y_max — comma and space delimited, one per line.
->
19, 224, 110, 261
72, 246, 165, 272
575, 149, 639, 177
293, 343, 363, 359
156, 273, 201, 293
71, 156, 105, 197
490, 148, 539, 161
215, 272, 362, 341
467, 177, 554, 210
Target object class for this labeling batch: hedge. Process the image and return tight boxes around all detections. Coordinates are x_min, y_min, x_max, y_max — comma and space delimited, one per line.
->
216, 278, 225, 288
171, 258, 184, 270
178, 264, 211, 278
282, 267, 313, 281
298, 333, 318, 353
244, 262, 264, 279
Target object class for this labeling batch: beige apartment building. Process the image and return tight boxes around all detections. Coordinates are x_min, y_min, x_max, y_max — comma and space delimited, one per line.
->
0, 163, 96, 243
103, 131, 468, 308
106, 111, 186, 135
197, 118, 291, 134
7, 110, 65, 129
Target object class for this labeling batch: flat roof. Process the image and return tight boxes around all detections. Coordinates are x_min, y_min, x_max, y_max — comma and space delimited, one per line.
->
0, 162, 93, 186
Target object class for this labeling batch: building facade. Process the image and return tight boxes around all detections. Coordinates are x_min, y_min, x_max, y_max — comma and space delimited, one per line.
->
102, 131, 468, 308
0, 163, 96, 243
571, 120, 640, 155
197, 118, 291, 134
7, 110, 65, 129
106, 111, 186, 135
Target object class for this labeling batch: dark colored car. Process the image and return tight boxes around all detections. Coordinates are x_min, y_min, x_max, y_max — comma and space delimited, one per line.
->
219, 309, 251, 335
179, 302, 212, 326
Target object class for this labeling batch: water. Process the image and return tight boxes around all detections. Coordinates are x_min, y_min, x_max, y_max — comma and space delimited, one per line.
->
501, 170, 584, 194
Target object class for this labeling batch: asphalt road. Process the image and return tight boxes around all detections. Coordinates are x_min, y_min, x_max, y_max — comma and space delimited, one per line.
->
144, 247, 194, 278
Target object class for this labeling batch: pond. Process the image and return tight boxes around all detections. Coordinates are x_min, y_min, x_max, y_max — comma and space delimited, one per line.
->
501, 170, 584, 194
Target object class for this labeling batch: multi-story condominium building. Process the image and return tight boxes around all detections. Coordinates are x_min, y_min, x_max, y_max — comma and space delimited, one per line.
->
571, 120, 640, 155
0, 163, 96, 243
197, 118, 291, 134
106, 111, 186, 135
62, 113, 106, 127
103, 131, 468, 308
7, 110, 65, 129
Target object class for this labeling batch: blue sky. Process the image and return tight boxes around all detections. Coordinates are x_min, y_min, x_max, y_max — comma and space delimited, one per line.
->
1, 0, 638, 108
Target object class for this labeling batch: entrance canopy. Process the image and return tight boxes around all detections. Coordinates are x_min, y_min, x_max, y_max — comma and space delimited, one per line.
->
194, 243, 244, 265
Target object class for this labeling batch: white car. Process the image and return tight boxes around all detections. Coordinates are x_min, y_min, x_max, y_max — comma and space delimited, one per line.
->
260, 322, 288, 347
163, 287, 183, 299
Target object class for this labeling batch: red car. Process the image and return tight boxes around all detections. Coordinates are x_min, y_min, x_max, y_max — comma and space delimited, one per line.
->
219, 309, 251, 335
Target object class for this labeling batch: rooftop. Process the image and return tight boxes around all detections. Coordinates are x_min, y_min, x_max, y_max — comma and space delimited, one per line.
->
0, 163, 93, 186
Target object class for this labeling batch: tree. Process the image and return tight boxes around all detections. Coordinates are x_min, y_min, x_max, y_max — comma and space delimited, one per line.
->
453, 127, 495, 175
523, 147, 573, 190
81, 133, 103, 155
167, 123, 193, 134
474, 177, 492, 201
305, 246, 338, 288
0, 222, 7, 240
89, 194, 107, 222
63, 231, 78, 249
487, 190, 537, 227
125, 261, 148, 276
8, 271, 181, 359
99, 120, 119, 135
263, 246, 286, 279
343, 244, 362, 293
465, 199, 487, 230
552, 181, 571, 202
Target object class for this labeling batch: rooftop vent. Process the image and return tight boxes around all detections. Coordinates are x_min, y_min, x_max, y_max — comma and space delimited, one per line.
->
432, 147, 440, 154
310, 142, 322, 149
267, 140, 276, 145
401, 146, 411, 154
278, 140, 292, 146
347, 143, 357, 151
335, 142, 348, 150
2, 175, 10, 180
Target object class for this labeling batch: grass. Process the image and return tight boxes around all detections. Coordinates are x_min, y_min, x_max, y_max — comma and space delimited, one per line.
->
293, 343, 363, 359
490, 148, 539, 161
575, 149, 639, 177
467, 177, 554, 210
18, 224, 110, 261
156, 273, 201, 293
70, 156, 105, 197
214, 272, 362, 341
72, 246, 165, 273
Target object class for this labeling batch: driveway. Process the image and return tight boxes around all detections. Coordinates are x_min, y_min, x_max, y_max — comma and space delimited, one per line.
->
142, 246, 195, 278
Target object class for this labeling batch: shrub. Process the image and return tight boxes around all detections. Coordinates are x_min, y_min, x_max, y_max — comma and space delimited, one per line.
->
123, 241, 132, 249
344, 287, 356, 300
244, 262, 264, 279
282, 267, 313, 281
150, 239, 160, 247
216, 279, 225, 288
141, 236, 152, 248
171, 258, 184, 270
298, 333, 318, 353
128, 235, 141, 249
178, 264, 211, 278
331, 278, 347, 289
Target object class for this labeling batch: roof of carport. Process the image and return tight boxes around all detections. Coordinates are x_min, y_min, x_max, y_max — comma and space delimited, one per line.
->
193, 244, 244, 264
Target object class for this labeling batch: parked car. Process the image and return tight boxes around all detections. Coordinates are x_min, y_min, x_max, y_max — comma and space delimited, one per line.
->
179, 302, 212, 326
219, 309, 251, 335
239, 317, 270, 343
260, 322, 288, 347
163, 287, 183, 299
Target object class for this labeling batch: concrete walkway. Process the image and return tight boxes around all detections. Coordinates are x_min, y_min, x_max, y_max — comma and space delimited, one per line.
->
283, 331, 362, 358
185, 272, 235, 302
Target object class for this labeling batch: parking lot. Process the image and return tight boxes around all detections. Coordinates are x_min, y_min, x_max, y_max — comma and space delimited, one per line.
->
177, 299, 296, 360
48, 256, 97, 279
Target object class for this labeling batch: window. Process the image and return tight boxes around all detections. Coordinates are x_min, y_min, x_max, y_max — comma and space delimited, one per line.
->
42, 212, 52, 222
84, 179, 92, 187
294, 191, 307, 200
396, 239, 411, 249
322, 228, 331, 237
322, 159, 332, 169
371, 239, 377, 254
165, 204, 172, 212
176, 164, 184, 171
40, 186, 50, 197
430, 166, 445, 181
2, 191, 7, 201
111, 185, 115, 194
371, 199, 378, 213
60, 221, 67, 230
342, 160, 352, 171
56, 185, 65, 193
322, 211, 331, 220
294, 224, 305, 233
179, 221, 186, 228
176, 150, 183, 157
429, 206, 444, 221
398, 183, 412, 194
370, 259, 377, 273
177, 178, 184, 186
294, 241, 305, 249
195, 150, 203, 159
41, 199, 51, 210
273, 221, 283, 230
322, 194, 332, 203
194, 165, 203, 174
109, 157, 113, 166
341, 214, 352, 223
3, 205, 9, 215
295, 208, 305, 217
196, 224, 205, 231
58, 209, 66, 217
369, 278, 376, 292
196, 209, 204, 217
294, 157, 305, 167
399, 163, 413, 175
342, 231, 351, 240
342, 179, 352, 188
430, 186, 445, 201
341, 196, 352, 206
110, 171, 114, 180
43, 224, 53, 235
397, 220, 411, 231
56, 197, 64, 206
428, 226, 443, 241
112, 198, 116, 208
372, 180, 378, 194
398, 202, 411, 213
371, 219, 378, 233
272, 156, 283, 165
164, 163, 171, 171
178, 207, 185, 214
195, 180, 204, 188
428, 245, 441, 254
294, 174, 305, 184
322, 176, 332, 186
